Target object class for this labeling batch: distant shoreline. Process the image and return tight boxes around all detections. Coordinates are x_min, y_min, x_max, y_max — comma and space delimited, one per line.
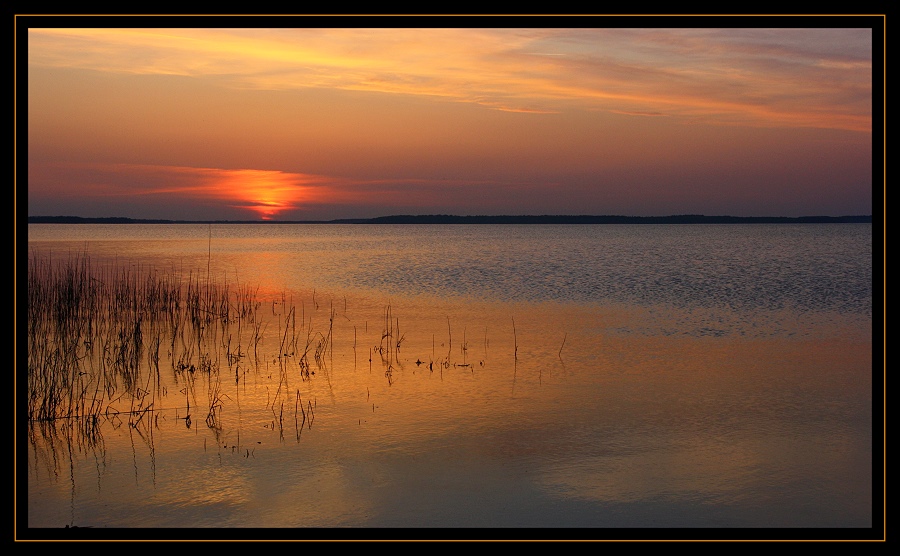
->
27, 214, 874, 225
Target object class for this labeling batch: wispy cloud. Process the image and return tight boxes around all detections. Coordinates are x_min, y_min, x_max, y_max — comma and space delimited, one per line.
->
27, 162, 549, 220
28, 27, 872, 132
29, 163, 333, 219
610, 109, 667, 117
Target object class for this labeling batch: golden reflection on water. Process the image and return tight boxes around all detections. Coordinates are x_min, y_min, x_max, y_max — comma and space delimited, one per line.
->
24, 233, 873, 530
534, 334, 871, 509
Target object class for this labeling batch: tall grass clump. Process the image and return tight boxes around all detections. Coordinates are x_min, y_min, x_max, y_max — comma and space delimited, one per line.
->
26, 250, 262, 432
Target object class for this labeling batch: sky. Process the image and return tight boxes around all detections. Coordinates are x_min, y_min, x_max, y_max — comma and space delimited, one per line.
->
23, 22, 877, 221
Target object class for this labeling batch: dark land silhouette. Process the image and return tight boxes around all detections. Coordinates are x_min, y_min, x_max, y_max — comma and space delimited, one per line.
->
27, 214, 873, 224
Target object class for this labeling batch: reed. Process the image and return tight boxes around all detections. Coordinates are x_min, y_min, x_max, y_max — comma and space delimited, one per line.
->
512, 317, 518, 360
26, 251, 265, 435
28, 248, 562, 468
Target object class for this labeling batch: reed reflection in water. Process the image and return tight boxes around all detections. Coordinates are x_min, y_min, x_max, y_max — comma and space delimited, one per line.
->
24, 223, 874, 532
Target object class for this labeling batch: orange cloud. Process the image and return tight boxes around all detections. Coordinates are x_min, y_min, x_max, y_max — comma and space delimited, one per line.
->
32, 163, 336, 220
31, 162, 543, 220
27, 27, 873, 133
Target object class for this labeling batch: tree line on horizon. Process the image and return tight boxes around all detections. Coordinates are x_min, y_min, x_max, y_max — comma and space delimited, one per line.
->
26, 214, 874, 224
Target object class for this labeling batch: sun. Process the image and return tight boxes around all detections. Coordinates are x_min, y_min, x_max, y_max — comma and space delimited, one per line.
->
214, 169, 309, 220
253, 200, 284, 221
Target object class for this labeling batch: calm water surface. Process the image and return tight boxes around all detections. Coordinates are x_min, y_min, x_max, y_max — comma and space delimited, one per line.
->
23, 224, 875, 536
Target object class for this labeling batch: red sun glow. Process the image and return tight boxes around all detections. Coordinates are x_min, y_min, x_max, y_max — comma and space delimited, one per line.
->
212, 169, 312, 220
45, 163, 342, 220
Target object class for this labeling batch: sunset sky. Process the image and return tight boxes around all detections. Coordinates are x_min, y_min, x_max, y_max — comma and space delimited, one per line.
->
22, 19, 878, 221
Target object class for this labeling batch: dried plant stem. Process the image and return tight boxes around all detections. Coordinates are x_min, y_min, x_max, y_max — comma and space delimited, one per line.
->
512, 317, 518, 360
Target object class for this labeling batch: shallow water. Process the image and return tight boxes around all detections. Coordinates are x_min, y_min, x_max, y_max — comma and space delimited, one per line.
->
22, 223, 876, 537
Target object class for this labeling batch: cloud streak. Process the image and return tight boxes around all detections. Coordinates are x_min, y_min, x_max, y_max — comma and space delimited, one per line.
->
27, 162, 557, 220
28, 27, 872, 132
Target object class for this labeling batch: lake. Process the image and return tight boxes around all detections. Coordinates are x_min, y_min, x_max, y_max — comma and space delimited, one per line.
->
21, 223, 877, 539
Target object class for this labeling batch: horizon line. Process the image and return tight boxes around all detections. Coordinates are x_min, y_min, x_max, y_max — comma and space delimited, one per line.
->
26, 214, 874, 225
